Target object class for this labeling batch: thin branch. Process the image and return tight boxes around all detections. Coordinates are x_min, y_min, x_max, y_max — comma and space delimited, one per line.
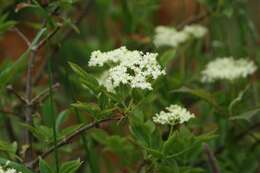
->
33, 0, 93, 85
24, 49, 37, 162
23, 25, 61, 163
27, 117, 120, 168
137, 160, 149, 173
176, 11, 210, 30
0, 109, 17, 116
6, 85, 27, 104
12, 28, 31, 47
234, 122, 260, 140
37, 26, 60, 50
31, 82, 60, 104
203, 143, 221, 173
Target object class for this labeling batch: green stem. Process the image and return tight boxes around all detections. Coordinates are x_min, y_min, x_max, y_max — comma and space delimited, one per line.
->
47, 57, 59, 173
169, 125, 174, 138
64, 62, 97, 172
180, 50, 186, 81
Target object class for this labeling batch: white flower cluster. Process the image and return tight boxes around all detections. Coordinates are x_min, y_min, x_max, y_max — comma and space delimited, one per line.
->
201, 57, 257, 83
153, 105, 195, 125
88, 47, 165, 92
0, 162, 21, 173
153, 24, 207, 48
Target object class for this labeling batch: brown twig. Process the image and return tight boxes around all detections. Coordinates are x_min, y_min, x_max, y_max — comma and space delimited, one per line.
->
12, 28, 31, 47
22, 26, 61, 163
176, 11, 210, 30
0, 109, 17, 116
31, 82, 60, 104
137, 160, 149, 173
24, 48, 37, 162
203, 143, 221, 173
27, 117, 120, 168
6, 85, 27, 104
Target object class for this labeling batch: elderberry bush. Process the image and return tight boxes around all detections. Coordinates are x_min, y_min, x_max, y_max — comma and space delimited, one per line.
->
0, 0, 259, 173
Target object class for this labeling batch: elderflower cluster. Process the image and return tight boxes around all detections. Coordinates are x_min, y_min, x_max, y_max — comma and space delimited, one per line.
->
88, 47, 165, 92
153, 105, 195, 125
201, 57, 257, 83
153, 24, 207, 48
0, 161, 21, 173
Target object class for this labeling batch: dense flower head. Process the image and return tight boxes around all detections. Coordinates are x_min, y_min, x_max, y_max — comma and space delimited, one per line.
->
183, 24, 208, 38
201, 57, 257, 83
153, 25, 207, 48
0, 162, 21, 173
88, 46, 166, 92
153, 105, 195, 125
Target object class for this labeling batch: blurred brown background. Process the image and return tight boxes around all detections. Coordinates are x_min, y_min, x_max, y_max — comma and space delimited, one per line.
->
0, 0, 259, 61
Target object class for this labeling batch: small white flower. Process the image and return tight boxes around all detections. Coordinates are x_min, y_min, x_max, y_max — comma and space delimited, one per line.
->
153, 25, 207, 48
201, 57, 257, 83
4, 161, 10, 167
89, 47, 165, 92
153, 105, 195, 125
183, 24, 208, 38
0, 165, 20, 173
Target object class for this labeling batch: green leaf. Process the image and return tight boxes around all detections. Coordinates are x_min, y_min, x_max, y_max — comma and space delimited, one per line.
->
71, 102, 100, 114
60, 159, 82, 173
130, 122, 150, 147
21, 124, 53, 143
0, 50, 29, 90
172, 87, 221, 112
0, 14, 16, 34
91, 129, 108, 145
55, 109, 71, 132
159, 49, 176, 67
69, 62, 100, 93
31, 27, 47, 48
59, 124, 83, 139
195, 129, 218, 142
42, 98, 57, 127
228, 85, 250, 115
230, 107, 260, 121
39, 158, 54, 173
93, 133, 137, 166
0, 141, 17, 154
163, 127, 195, 158
0, 157, 33, 173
